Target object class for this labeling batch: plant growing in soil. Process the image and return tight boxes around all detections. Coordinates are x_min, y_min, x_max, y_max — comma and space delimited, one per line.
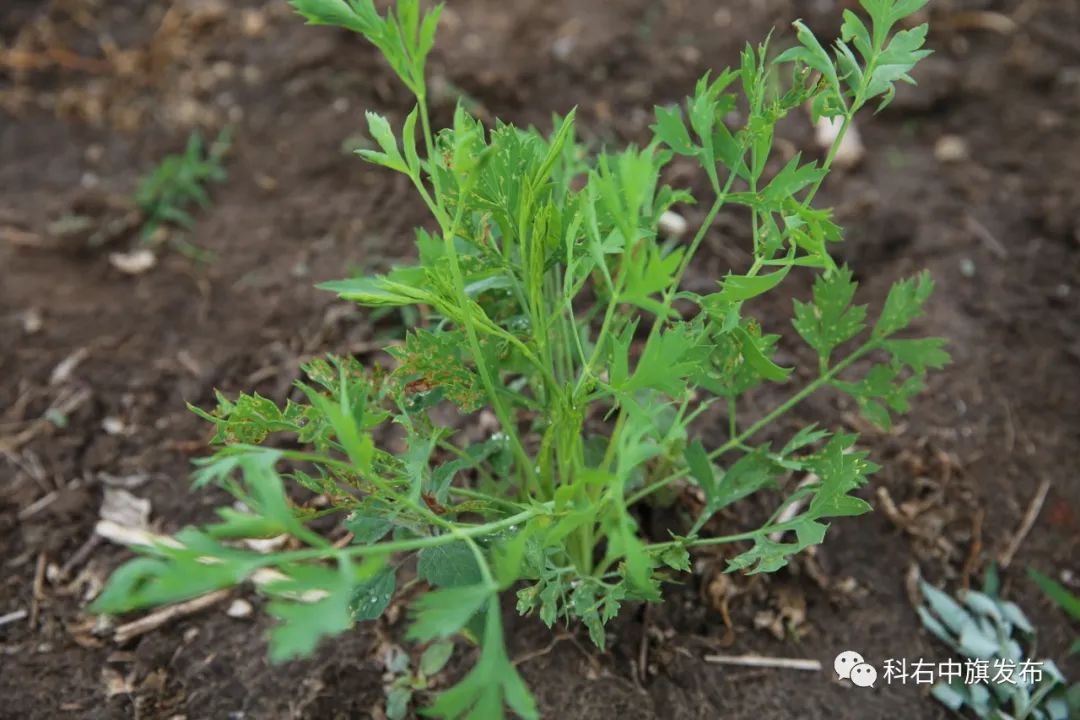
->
94, 1, 947, 716
1030, 568, 1080, 656
135, 127, 231, 240
920, 571, 1076, 719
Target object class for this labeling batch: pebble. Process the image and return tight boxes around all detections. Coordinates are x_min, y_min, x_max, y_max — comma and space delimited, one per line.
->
240, 9, 267, 37
226, 599, 253, 619
102, 417, 126, 435
659, 210, 688, 239
934, 134, 969, 163
21, 307, 43, 334
109, 248, 157, 275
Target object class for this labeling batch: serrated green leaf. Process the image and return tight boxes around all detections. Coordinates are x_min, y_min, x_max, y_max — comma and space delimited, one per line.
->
319, 274, 434, 307
715, 266, 790, 304
874, 270, 934, 337
762, 154, 824, 205
288, 0, 376, 34
491, 525, 533, 589
710, 448, 781, 511
351, 565, 396, 621
358, 111, 408, 174
792, 266, 867, 364
832, 363, 925, 430
621, 245, 684, 317
417, 4, 442, 61
346, 509, 394, 545
867, 24, 932, 112
727, 518, 827, 575
266, 557, 383, 662
418, 542, 483, 588
883, 337, 951, 373
776, 22, 842, 110
298, 381, 374, 473
734, 325, 792, 382
660, 545, 691, 572
652, 105, 695, 156
407, 584, 491, 641
537, 580, 560, 627
619, 323, 704, 395
431, 436, 508, 500
779, 424, 830, 459
423, 599, 538, 720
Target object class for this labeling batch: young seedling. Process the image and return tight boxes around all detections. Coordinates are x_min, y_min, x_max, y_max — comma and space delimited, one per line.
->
135, 127, 230, 241
379, 640, 456, 719
94, 1, 949, 716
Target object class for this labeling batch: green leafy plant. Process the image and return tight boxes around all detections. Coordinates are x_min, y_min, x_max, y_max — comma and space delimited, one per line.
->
919, 570, 1076, 720
135, 127, 231, 240
94, 1, 948, 716
381, 640, 457, 720
1029, 568, 1080, 656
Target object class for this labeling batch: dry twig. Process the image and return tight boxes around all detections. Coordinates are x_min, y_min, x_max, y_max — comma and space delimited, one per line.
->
998, 478, 1051, 569
113, 590, 231, 644
703, 654, 822, 671
30, 553, 47, 629
0, 609, 29, 627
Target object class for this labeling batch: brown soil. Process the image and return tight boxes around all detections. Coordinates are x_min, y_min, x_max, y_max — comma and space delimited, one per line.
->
2, 1, 1078, 719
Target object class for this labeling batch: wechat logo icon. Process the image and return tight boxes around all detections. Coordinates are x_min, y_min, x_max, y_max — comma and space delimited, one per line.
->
835, 650, 877, 688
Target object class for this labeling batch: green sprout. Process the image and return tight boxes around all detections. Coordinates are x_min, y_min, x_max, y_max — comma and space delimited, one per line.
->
135, 127, 231, 241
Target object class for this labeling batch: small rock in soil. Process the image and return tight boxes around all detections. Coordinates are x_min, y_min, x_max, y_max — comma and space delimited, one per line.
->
101, 417, 126, 435
935, 134, 970, 163
21, 307, 43, 334
109, 248, 157, 275
226, 599, 253, 619
658, 210, 688, 239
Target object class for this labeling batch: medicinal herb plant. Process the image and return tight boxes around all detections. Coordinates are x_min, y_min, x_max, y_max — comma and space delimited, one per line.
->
94, 1, 948, 716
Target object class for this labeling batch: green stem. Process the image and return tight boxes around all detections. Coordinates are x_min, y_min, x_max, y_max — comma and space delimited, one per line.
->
625, 338, 880, 506
446, 486, 528, 511
708, 339, 877, 461
645, 514, 810, 554
417, 94, 445, 212
802, 113, 851, 207
248, 507, 543, 568
646, 166, 739, 342
726, 395, 738, 442
439, 177, 536, 495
